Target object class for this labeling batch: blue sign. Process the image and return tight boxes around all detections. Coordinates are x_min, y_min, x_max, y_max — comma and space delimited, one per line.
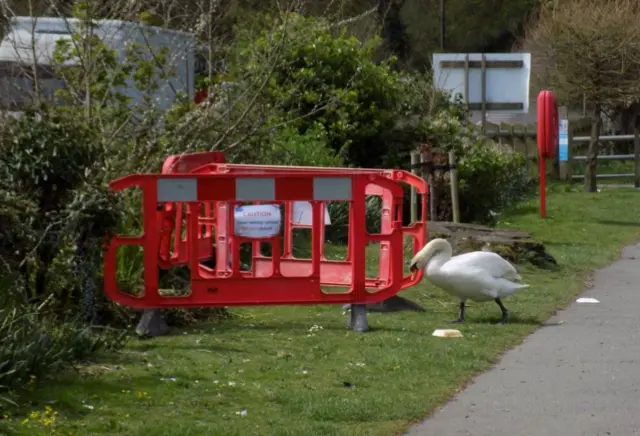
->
558, 119, 569, 162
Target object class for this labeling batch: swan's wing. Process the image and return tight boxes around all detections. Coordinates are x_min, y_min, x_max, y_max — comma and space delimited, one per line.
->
445, 251, 521, 281
436, 264, 503, 300
439, 261, 529, 301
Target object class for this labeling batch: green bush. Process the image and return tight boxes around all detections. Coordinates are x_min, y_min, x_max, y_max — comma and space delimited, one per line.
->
0, 293, 127, 406
256, 124, 343, 167
231, 13, 406, 168
0, 110, 121, 308
457, 141, 532, 224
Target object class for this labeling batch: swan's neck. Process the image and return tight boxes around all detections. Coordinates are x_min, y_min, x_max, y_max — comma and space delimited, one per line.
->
426, 251, 451, 276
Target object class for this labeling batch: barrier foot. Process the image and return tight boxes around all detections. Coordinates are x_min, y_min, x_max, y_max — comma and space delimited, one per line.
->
347, 304, 369, 333
136, 309, 169, 338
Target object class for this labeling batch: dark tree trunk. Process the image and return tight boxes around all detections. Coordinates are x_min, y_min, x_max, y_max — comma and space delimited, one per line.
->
584, 103, 602, 192
615, 103, 640, 135
377, 0, 410, 65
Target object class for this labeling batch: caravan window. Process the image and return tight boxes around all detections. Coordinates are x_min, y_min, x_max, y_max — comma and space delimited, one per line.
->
0, 61, 68, 110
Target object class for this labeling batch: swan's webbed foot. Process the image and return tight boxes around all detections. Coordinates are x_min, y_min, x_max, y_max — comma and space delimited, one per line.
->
494, 298, 509, 324
449, 301, 465, 323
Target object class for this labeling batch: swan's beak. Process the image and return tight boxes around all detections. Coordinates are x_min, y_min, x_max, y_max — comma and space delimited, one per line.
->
409, 263, 419, 278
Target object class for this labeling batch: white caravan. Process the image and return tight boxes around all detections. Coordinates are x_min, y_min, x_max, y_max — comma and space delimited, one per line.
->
0, 16, 204, 114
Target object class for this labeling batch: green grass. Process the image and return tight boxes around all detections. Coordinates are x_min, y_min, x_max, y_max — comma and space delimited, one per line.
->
4, 185, 640, 436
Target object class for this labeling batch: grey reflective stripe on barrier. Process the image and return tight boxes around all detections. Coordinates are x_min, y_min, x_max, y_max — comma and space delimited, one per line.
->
236, 177, 276, 201
156, 176, 353, 202
157, 178, 198, 202
313, 177, 352, 201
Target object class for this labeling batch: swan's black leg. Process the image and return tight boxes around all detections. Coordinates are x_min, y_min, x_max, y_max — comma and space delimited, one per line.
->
450, 301, 465, 323
495, 298, 509, 324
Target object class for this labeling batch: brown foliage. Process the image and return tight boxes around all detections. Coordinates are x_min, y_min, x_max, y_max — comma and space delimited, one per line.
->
522, 0, 640, 107
522, 0, 640, 192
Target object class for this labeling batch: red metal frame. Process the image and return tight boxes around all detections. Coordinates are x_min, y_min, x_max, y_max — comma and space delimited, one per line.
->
104, 170, 427, 309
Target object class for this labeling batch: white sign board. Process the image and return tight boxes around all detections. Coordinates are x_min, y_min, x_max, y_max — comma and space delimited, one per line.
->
234, 205, 281, 238
292, 201, 332, 226
432, 53, 531, 114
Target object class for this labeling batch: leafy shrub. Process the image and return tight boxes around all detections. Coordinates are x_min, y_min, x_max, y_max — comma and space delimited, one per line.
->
256, 124, 343, 167
0, 293, 127, 406
231, 13, 406, 168
456, 141, 531, 224
410, 95, 532, 224
0, 110, 121, 308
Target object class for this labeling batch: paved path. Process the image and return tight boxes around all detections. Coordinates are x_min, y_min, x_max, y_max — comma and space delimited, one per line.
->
406, 244, 640, 436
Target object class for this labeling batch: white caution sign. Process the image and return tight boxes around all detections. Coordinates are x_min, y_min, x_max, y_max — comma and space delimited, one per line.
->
234, 204, 282, 238
292, 201, 332, 226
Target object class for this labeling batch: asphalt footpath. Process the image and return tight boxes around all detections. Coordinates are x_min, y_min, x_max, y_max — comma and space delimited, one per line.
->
405, 244, 640, 436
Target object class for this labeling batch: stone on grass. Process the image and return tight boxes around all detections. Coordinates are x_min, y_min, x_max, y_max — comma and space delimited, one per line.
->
428, 221, 557, 269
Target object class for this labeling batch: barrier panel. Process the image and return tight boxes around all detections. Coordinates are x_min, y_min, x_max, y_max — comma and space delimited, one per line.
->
157, 152, 226, 268
104, 171, 424, 309
187, 163, 428, 292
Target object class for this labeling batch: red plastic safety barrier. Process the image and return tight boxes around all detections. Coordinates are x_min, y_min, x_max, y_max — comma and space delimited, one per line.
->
157, 151, 226, 268
187, 163, 428, 292
104, 171, 426, 308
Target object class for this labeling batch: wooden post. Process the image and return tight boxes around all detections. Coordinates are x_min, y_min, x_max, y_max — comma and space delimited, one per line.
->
509, 125, 515, 151
481, 54, 487, 134
634, 126, 640, 188
449, 151, 460, 223
464, 54, 470, 107
523, 126, 531, 176
410, 150, 419, 223
420, 148, 435, 220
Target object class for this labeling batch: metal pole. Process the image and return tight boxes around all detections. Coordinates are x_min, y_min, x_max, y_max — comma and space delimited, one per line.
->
440, 0, 446, 50
481, 54, 487, 134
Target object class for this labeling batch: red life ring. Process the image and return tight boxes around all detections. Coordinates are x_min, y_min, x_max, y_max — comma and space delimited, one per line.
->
536, 90, 559, 159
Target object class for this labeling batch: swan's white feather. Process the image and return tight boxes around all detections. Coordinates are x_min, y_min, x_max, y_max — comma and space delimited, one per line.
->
434, 264, 528, 302
412, 238, 529, 303
443, 251, 522, 281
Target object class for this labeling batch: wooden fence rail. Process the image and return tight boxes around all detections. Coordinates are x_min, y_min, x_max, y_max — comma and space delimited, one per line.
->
566, 129, 640, 187
475, 118, 640, 187
407, 119, 640, 222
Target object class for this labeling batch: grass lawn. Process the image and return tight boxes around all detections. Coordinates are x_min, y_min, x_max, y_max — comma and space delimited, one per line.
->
3, 184, 640, 436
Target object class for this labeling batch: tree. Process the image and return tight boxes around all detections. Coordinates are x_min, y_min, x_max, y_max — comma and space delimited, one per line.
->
232, 13, 406, 167
522, 0, 640, 192
377, 0, 411, 66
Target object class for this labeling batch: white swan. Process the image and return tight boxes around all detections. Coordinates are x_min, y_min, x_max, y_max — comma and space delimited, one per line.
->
409, 238, 529, 324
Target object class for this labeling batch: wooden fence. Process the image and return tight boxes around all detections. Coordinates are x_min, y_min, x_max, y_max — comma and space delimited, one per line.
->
408, 118, 640, 224
482, 117, 640, 186
563, 131, 640, 187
